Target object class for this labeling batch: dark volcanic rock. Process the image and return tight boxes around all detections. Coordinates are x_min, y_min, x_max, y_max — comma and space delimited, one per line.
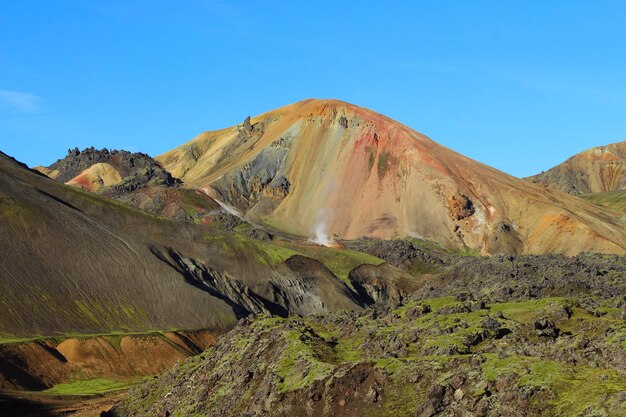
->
347, 239, 626, 304
109, 284, 626, 417
534, 317, 560, 338
416, 384, 446, 417
210, 133, 293, 214
46, 147, 178, 187
348, 263, 418, 307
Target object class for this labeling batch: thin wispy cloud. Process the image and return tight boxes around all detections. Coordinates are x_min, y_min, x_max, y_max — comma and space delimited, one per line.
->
494, 70, 624, 102
0, 90, 42, 112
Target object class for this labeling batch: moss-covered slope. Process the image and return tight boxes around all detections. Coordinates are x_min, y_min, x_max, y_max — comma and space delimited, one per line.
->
111, 293, 626, 417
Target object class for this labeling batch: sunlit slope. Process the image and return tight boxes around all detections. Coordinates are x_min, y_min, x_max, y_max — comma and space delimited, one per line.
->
65, 162, 123, 191
527, 140, 626, 195
581, 189, 626, 215
157, 99, 626, 255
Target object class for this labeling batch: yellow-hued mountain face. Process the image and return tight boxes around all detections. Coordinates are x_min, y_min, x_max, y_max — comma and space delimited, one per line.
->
64, 162, 123, 191
157, 99, 626, 255
527, 140, 626, 195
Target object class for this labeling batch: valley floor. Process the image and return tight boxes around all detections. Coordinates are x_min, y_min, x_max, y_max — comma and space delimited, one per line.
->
1, 388, 129, 417
0, 330, 219, 416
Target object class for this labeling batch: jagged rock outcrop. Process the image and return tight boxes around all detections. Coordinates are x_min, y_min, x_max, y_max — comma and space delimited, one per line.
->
278, 255, 364, 314
447, 192, 475, 221
35, 147, 236, 224
151, 247, 367, 319
346, 239, 626, 304
37, 147, 178, 189
163, 248, 275, 317
348, 263, 418, 306
209, 132, 294, 214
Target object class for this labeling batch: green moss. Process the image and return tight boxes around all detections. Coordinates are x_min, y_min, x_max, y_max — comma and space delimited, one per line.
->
112, 296, 626, 416
0, 192, 36, 223
203, 231, 384, 286
379, 366, 420, 416
306, 321, 364, 364
482, 354, 626, 415
273, 329, 335, 392
296, 244, 384, 285
233, 222, 252, 234
488, 298, 568, 324
204, 233, 297, 266
422, 334, 468, 353
333, 335, 365, 362
374, 358, 404, 373
42, 377, 143, 396
412, 296, 459, 313
254, 317, 340, 393
0, 334, 42, 344
236, 235, 297, 266
377, 152, 390, 177
74, 300, 101, 325
0, 328, 185, 348
580, 190, 626, 215
368, 152, 376, 172
252, 314, 286, 329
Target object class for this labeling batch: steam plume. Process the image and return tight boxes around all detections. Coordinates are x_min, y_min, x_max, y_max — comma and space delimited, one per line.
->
310, 208, 333, 246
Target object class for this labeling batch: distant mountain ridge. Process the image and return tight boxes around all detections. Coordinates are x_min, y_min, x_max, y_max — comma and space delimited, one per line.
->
36, 147, 177, 190
35, 147, 224, 223
526, 140, 626, 195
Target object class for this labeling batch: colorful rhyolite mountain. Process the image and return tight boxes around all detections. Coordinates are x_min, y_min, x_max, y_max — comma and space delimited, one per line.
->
527, 140, 626, 195
156, 99, 626, 255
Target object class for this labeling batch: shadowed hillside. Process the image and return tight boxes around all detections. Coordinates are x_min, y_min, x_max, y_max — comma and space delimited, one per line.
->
0, 151, 377, 339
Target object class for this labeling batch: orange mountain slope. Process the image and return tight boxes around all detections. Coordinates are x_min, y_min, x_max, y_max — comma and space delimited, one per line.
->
527, 140, 626, 195
157, 99, 626, 255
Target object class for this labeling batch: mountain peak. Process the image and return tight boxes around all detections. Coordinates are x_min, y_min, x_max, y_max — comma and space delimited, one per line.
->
157, 100, 626, 256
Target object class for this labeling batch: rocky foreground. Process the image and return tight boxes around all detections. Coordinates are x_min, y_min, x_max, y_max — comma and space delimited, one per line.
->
109, 255, 626, 417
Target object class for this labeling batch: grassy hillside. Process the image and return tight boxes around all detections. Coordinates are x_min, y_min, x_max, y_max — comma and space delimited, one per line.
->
580, 189, 626, 215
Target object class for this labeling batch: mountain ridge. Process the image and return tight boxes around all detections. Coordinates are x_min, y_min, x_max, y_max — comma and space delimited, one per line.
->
156, 98, 626, 256
527, 139, 626, 195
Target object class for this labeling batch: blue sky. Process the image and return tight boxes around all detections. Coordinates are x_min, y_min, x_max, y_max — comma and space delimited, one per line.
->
1, 1, 625, 177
